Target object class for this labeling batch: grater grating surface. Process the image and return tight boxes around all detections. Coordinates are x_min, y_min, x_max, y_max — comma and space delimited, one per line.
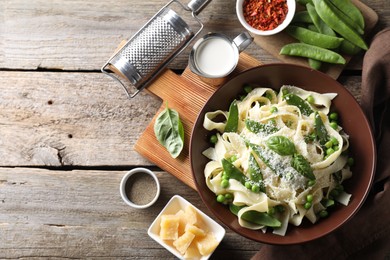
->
120, 14, 187, 79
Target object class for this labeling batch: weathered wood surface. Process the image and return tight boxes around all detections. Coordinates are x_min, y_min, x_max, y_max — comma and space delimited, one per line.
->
0, 71, 361, 168
0, 168, 260, 258
0, 0, 389, 258
1, 0, 388, 71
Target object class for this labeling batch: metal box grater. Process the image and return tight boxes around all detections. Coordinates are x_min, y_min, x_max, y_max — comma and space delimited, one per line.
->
102, 0, 211, 98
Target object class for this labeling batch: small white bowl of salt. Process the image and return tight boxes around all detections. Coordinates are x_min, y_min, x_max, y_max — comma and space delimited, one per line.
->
120, 168, 160, 209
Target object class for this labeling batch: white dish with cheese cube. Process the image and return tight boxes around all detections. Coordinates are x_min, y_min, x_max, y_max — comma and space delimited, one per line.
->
148, 195, 225, 259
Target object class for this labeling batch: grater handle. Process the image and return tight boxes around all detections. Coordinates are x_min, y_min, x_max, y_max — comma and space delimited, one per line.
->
187, 0, 212, 15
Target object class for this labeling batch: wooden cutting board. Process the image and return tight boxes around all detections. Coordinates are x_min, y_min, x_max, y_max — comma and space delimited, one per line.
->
253, 0, 378, 79
134, 53, 261, 190
134, 1, 378, 190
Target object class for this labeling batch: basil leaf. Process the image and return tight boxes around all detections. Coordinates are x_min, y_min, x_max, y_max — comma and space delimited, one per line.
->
291, 154, 315, 180
154, 104, 184, 158
266, 136, 296, 156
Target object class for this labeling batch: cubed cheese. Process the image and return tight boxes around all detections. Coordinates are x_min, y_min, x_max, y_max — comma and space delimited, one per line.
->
196, 232, 219, 256
184, 243, 202, 259
173, 231, 195, 255
185, 224, 206, 237
160, 215, 179, 240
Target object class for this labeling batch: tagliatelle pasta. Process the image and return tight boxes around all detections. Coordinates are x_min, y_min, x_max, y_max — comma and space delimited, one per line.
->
202, 85, 353, 236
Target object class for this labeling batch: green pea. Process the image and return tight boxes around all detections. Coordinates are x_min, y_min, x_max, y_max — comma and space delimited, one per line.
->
221, 179, 229, 188
306, 95, 315, 104
306, 194, 313, 202
230, 155, 238, 162
245, 182, 252, 190
280, 43, 346, 64
326, 147, 335, 155
319, 210, 329, 218
330, 136, 338, 146
268, 207, 275, 216
307, 179, 316, 186
225, 193, 233, 200
329, 112, 338, 121
304, 201, 312, 209
347, 157, 354, 166
325, 140, 333, 149
286, 26, 344, 49
216, 194, 225, 203
209, 134, 218, 144
330, 121, 338, 130
244, 85, 253, 94
330, 189, 340, 198
270, 106, 278, 113
251, 184, 260, 193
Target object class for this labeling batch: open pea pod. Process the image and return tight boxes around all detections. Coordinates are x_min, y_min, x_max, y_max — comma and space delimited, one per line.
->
221, 158, 246, 184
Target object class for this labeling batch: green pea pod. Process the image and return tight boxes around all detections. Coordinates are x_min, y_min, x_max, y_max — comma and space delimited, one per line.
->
308, 58, 322, 70
286, 26, 343, 49
291, 154, 316, 180
245, 119, 278, 134
248, 154, 265, 192
296, 0, 313, 5
312, 0, 367, 50
314, 111, 329, 145
221, 158, 245, 184
326, 0, 364, 35
292, 11, 313, 23
229, 204, 245, 216
307, 25, 319, 33
306, 3, 336, 36
284, 93, 314, 116
340, 39, 362, 55
328, 0, 365, 33
280, 43, 346, 64
249, 143, 276, 174
224, 100, 238, 132
241, 210, 282, 228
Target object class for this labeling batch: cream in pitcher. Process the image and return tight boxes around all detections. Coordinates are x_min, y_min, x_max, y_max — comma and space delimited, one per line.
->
189, 32, 253, 84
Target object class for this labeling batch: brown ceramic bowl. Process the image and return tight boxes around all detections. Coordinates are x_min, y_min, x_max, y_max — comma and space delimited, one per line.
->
190, 63, 376, 245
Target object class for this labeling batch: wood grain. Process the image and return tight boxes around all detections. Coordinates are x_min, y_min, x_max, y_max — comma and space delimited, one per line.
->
0, 71, 161, 166
134, 53, 262, 189
1, 0, 387, 71
0, 167, 260, 259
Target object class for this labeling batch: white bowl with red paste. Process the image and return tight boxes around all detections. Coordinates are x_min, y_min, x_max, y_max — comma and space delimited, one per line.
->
236, 0, 296, 36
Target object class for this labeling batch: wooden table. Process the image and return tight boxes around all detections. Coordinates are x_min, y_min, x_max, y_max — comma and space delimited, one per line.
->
0, 0, 388, 258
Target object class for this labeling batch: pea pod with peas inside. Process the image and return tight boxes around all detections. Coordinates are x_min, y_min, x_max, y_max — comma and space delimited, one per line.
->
280, 43, 346, 65
224, 100, 238, 132
332, 0, 365, 30
286, 26, 344, 49
312, 0, 367, 50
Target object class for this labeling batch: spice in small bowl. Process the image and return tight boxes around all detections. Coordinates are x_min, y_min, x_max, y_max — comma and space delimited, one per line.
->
120, 168, 160, 209
236, 0, 296, 36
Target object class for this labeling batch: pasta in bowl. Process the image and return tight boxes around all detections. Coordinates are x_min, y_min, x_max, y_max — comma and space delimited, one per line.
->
190, 64, 376, 245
